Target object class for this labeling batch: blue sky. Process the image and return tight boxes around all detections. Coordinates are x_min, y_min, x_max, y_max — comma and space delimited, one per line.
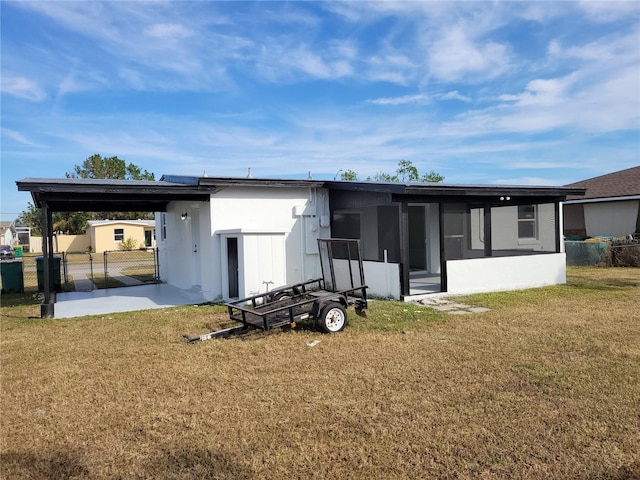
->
1, 1, 639, 221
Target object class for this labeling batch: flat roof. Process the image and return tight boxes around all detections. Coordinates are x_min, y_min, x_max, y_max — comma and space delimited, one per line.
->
17, 175, 585, 212
17, 177, 211, 212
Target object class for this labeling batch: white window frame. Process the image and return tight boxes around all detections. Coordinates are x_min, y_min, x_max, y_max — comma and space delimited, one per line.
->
159, 213, 167, 242
114, 228, 124, 242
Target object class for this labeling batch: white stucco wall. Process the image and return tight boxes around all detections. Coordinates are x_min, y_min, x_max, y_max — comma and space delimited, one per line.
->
446, 253, 566, 295
158, 186, 331, 301
364, 261, 401, 299
584, 200, 639, 237
330, 259, 400, 299
157, 201, 212, 294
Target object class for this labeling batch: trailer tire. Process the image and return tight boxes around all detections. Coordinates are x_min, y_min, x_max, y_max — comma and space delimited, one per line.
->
272, 292, 291, 302
317, 302, 347, 333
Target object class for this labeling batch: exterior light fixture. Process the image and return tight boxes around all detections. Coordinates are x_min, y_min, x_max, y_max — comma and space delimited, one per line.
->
181, 212, 189, 221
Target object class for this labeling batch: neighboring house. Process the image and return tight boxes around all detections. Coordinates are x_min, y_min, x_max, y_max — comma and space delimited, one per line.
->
87, 220, 156, 253
0, 221, 15, 246
53, 220, 156, 253
17, 175, 584, 307
563, 166, 640, 238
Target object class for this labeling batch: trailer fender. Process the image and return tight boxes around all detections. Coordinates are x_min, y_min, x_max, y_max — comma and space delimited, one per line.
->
311, 295, 347, 318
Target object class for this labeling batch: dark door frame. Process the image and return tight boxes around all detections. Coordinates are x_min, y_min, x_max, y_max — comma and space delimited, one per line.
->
227, 237, 239, 298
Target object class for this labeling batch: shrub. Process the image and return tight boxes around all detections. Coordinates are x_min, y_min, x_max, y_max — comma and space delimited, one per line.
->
119, 237, 138, 251
611, 236, 640, 267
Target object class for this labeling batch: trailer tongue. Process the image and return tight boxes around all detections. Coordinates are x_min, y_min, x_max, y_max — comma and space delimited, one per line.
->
183, 238, 368, 343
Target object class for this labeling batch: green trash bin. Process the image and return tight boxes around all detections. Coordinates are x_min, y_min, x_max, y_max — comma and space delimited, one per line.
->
13, 246, 23, 257
36, 256, 62, 292
1, 260, 24, 294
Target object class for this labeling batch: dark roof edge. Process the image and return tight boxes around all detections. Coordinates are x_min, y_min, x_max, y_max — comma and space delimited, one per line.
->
16, 176, 586, 199
197, 177, 325, 188
16, 177, 208, 194
326, 180, 585, 197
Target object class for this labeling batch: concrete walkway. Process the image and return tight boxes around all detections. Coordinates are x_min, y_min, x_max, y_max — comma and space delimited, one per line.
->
412, 297, 491, 315
54, 284, 206, 319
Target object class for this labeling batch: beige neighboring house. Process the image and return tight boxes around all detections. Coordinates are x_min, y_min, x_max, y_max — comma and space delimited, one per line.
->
87, 220, 156, 253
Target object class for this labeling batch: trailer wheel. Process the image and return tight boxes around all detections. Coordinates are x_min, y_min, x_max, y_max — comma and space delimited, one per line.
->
317, 302, 347, 333
272, 292, 291, 301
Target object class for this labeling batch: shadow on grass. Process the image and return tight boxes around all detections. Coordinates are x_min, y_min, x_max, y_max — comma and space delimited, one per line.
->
149, 446, 253, 479
0, 292, 41, 307
598, 462, 640, 480
0, 451, 90, 479
1, 447, 253, 479
567, 278, 640, 291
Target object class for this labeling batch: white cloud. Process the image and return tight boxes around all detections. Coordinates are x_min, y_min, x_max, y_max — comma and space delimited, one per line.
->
550, 31, 640, 65
256, 41, 355, 82
436, 91, 471, 102
367, 94, 430, 106
1, 128, 42, 146
578, 1, 640, 23
1, 76, 46, 101
428, 27, 510, 82
499, 74, 578, 107
263, 7, 321, 27
364, 53, 417, 86
145, 23, 192, 40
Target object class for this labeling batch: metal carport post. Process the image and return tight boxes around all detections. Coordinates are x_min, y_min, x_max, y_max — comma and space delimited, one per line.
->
40, 201, 55, 318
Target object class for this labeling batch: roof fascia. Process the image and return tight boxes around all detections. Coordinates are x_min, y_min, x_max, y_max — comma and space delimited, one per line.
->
564, 195, 640, 205
327, 181, 584, 199
198, 177, 325, 189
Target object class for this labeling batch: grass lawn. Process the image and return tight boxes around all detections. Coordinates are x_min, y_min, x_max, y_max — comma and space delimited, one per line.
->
1, 267, 639, 479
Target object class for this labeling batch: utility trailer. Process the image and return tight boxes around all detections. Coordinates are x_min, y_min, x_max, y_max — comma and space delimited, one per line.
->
184, 238, 368, 343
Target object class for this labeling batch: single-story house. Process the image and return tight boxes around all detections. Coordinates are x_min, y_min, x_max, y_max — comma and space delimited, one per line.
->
17, 175, 584, 317
52, 220, 156, 253
563, 166, 640, 238
87, 219, 156, 252
0, 221, 16, 246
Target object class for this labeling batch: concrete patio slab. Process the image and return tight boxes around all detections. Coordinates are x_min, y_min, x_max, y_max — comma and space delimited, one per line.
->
54, 284, 206, 319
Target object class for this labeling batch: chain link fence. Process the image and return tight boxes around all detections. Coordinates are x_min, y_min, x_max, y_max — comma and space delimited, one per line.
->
565, 239, 640, 267
2, 249, 159, 293
98, 249, 159, 289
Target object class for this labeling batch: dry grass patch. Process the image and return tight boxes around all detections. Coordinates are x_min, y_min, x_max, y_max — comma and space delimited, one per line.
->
1, 267, 639, 479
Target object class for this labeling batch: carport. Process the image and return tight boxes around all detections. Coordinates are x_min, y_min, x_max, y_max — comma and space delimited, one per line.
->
16, 178, 210, 318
